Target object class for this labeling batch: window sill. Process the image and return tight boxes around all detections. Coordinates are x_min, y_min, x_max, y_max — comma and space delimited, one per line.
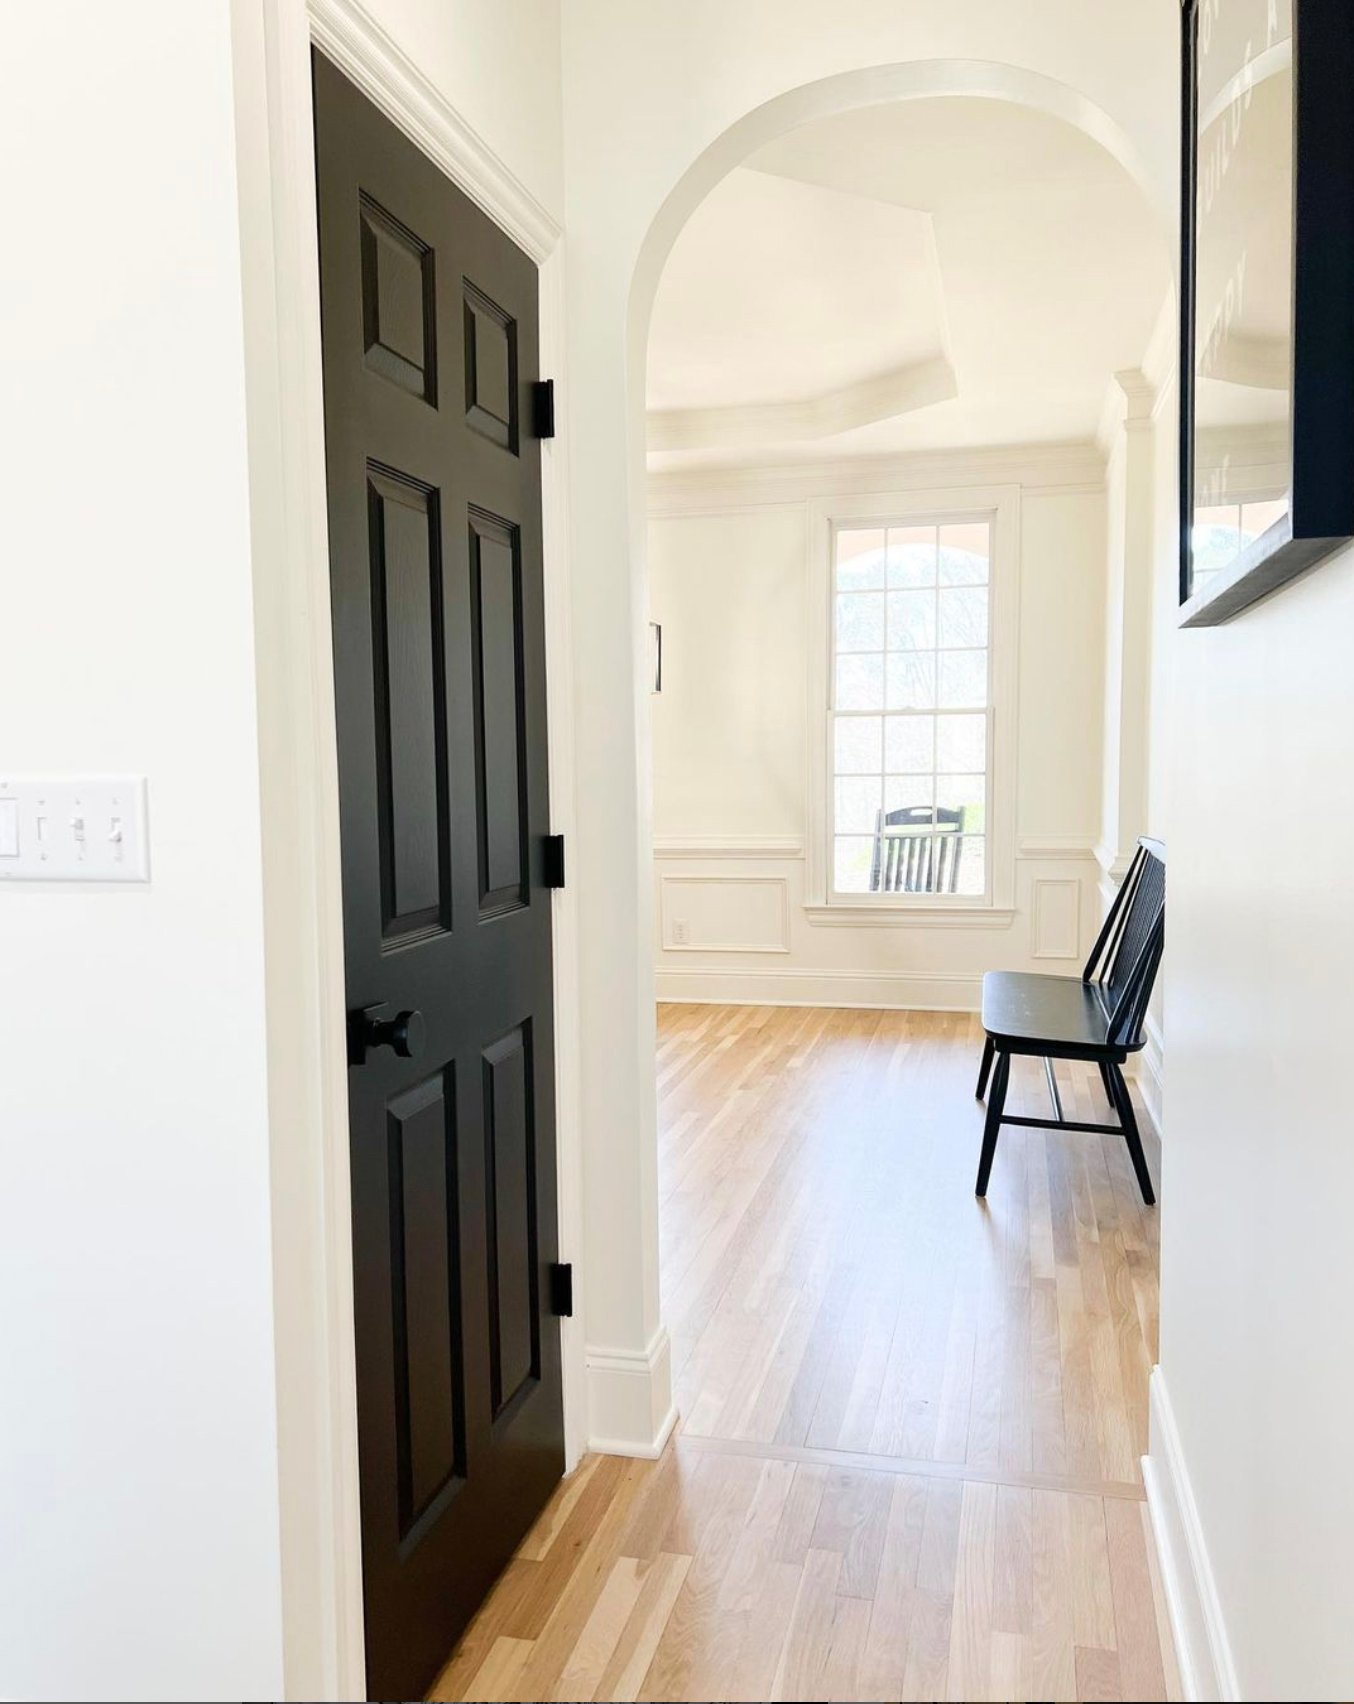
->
803, 903, 1016, 930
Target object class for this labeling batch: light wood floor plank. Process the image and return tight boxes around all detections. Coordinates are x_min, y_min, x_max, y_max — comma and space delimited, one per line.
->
430, 1005, 1175, 1702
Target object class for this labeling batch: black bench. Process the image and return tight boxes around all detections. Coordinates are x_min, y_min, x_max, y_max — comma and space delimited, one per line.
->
975, 837, 1165, 1205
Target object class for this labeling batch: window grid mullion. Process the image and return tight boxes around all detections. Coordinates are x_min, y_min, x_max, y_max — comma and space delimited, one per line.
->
830, 515, 992, 899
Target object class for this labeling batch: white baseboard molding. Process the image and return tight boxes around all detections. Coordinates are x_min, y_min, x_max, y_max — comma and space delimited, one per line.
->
1143, 1367, 1240, 1702
655, 965, 982, 1011
586, 1327, 677, 1458
1132, 1013, 1165, 1138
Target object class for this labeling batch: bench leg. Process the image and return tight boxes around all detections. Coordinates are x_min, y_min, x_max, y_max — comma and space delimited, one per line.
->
976, 1034, 995, 1100
1097, 1060, 1116, 1109
1108, 1062, 1156, 1206
975, 1048, 1010, 1196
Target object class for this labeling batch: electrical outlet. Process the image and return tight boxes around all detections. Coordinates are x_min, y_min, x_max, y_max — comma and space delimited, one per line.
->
672, 918, 690, 945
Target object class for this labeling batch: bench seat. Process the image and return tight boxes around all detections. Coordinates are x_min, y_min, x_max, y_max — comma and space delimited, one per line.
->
980, 970, 1136, 1058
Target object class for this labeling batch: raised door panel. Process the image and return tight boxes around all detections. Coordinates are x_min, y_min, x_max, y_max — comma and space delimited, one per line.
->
367, 469, 451, 944
386, 1070, 465, 1541
361, 194, 437, 402
469, 512, 528, 915
463, 281, 518, 450
482, 1024, 538, 1421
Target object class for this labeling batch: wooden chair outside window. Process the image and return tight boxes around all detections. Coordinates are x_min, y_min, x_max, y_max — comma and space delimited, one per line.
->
870, 805, 965, 894
974, 838, 1165, 1205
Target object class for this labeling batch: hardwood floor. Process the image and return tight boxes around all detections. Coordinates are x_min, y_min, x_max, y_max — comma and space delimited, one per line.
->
431, 1004, 1178, 1703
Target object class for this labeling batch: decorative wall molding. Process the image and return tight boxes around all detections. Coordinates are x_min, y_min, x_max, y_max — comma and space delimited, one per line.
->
647, 356, 958, 454
1143, 1368, 1240, 1702
653, 835, 804, 860
1134, 1011, 1165, 1137
1094, 841, 1135, 882
585, 1328, 679, 1459
1016, 836, 1098, 861
802, 903, 1016, 931
646, 440, 1106, 517
1031, 878, 1081, 960
655, 965, 983, 1011
307, 0, 561, 262
659, 873, 791, 953
1096, 365, 1158, 455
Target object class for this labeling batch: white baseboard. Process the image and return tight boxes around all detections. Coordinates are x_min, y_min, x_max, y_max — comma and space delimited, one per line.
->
1127, 1012, 1164, 1138
655, 965, 982, 1011
1143, 1367, 1239, 1701
585, 1327, 677, 1458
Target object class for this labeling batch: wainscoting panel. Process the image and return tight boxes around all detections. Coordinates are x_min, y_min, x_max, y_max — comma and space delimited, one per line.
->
659, 873, 790, 954
1031, 876, 1081, 960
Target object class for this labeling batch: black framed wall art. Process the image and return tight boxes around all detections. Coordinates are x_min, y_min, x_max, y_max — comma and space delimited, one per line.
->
1180, 0, 1354, 626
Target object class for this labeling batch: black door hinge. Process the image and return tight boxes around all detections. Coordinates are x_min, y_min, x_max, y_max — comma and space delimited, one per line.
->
543, 833, 565, 889
531, 378, 555, 439
549, 1262, 573, 1317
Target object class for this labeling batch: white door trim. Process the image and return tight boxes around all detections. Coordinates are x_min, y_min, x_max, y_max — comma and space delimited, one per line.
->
233, 3, 582, 1696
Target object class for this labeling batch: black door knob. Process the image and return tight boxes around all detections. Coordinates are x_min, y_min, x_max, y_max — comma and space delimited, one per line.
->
348, 1004, 426, 1065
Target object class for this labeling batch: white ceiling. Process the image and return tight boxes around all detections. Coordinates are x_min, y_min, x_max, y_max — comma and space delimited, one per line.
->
646, 97, 1171, 468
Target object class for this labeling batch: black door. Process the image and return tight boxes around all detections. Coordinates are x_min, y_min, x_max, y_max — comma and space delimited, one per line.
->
313, 52, 565, 1702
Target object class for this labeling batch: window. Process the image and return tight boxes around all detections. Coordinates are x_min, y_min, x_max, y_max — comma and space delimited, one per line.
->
829, 517, 993, 901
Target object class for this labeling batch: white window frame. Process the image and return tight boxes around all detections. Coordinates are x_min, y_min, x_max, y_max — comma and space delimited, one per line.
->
805, 485, 1021, 924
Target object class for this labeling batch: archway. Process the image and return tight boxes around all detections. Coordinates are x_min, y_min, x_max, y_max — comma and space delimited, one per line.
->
626, 58, 1173, 1449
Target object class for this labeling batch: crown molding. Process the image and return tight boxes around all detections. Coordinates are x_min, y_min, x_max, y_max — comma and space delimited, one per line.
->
647, 356, 958, 455
1096, 365, 1159, 454
646, 439, 1106, 516
307, 0, 560, 262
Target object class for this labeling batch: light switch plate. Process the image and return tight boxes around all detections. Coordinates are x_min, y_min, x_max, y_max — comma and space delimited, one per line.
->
0, 775, 149, 882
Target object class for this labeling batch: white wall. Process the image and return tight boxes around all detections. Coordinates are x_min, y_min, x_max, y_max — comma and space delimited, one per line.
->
0, 2, 568, 1699
354, 0, 564, 217
648, 462, 1107, 1005
0, 5, 284, 1698
1145, 371, 1354, 1698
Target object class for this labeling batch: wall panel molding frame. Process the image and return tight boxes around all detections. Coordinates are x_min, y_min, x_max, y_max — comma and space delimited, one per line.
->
659, 873, 792, 953
1030, 876, 1081, 960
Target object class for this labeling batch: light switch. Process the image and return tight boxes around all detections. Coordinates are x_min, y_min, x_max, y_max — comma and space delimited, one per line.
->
0, 777, 148, 882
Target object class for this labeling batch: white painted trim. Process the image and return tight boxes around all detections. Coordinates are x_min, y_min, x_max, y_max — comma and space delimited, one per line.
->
236, 4, 364, 1695
1016, 836, 1098, 861
306, 0, 559, 261
804, 484, 1022, 921
1030, 876, 1082, 960
1143, 1367, 1240, 1702
585, 1328, 678, 1458
647, 440, 1105, 516
655, 966, 983, 1010
653, 835, 804, 860
243, 4, 581, 1694
647, 355, 958, 453
1135, 1010, 1165, 1136
659, 873, 791, 953
802, 903, 1016, 930
1094, 840, 1135, 881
